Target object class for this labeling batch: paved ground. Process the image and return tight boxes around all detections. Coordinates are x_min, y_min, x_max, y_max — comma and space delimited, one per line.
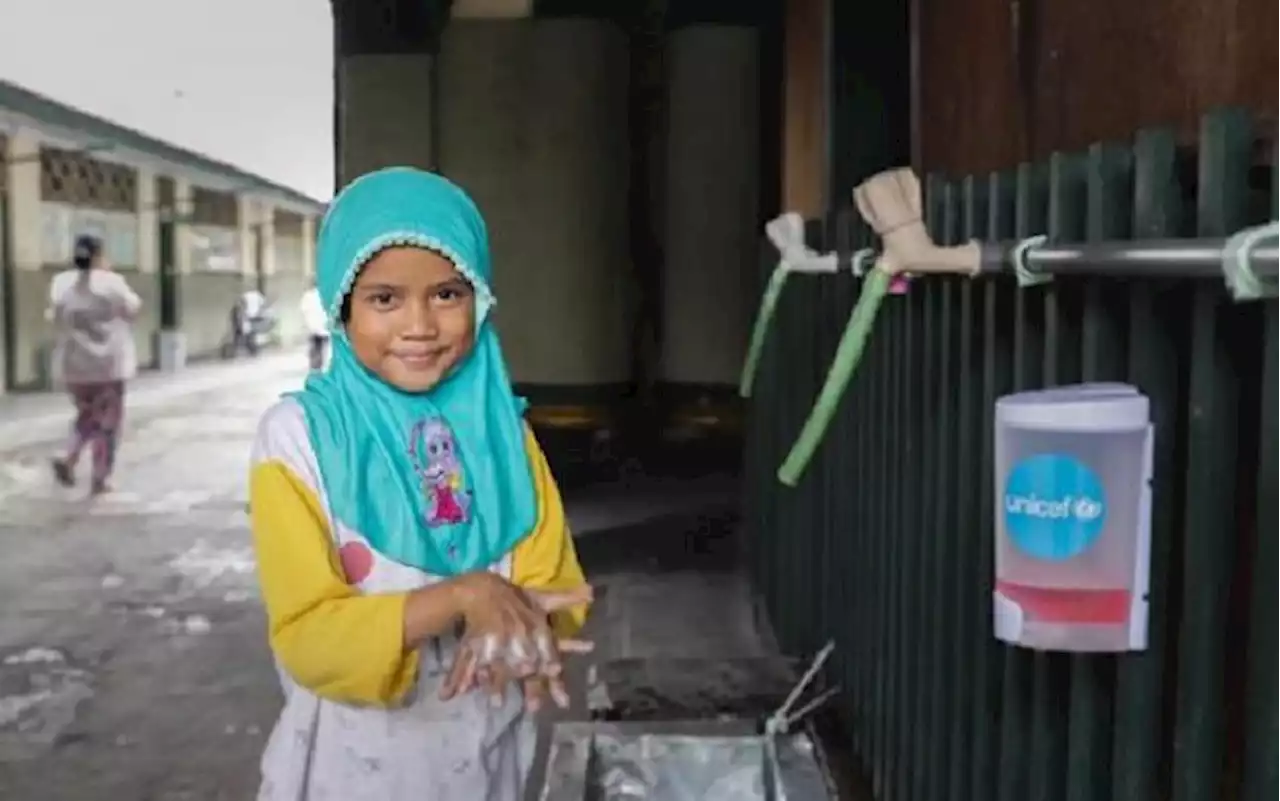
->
0, 354, 769, 801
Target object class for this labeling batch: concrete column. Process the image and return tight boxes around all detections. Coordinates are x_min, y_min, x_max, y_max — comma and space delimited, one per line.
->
301, 215, 316, 277
5, 128, 42, 273
260, 206, 277, 281
0, 132, 13, 394
173, 178, 193, 275
660, 25, 761, 392
437, 19, 632, 399
157, 175, 193, 372
237, 194, 256, 283
338, 55, 436, 184
332, 0, 446, 188
127, 165, 160, 371
135, 165, 158, 273
2, 128, 49, 389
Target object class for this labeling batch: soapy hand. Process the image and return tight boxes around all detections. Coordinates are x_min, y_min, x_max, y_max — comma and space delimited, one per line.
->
439, 578, 593, 712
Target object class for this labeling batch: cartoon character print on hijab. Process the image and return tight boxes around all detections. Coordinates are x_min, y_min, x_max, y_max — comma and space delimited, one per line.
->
409, 417, 472, 527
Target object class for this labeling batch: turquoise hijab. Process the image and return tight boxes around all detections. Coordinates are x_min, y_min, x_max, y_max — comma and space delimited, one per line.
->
289, 167, 536, 577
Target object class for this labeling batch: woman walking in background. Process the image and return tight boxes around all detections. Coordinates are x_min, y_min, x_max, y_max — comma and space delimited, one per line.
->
47, 234, 142, 495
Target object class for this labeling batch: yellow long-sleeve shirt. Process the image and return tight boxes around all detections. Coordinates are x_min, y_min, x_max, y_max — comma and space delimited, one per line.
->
247, 399, 588, 708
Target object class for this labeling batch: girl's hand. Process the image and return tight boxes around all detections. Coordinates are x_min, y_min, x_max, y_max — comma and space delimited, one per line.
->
439, 580, 592, 707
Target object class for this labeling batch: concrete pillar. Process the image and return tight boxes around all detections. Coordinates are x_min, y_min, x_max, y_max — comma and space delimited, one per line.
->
332, 0, 446, 188
301, 215, 316, 277
659, 24, 761, 394
174, 178, 193, 275
135, 166, 158, 274
5, 128, 41, 273
437, 18, 632, 404
335, 0, 450, 186
338, 56, 435, 184
157, 176, 193, 371
2, 128, 47, 389
127, 165, 160, 371
0, 132, 13, 394
260, 206, 277, 282
237, 194, 257, 285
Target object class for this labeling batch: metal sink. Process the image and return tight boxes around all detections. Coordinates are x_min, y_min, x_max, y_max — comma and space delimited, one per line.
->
537, 719, 838, 801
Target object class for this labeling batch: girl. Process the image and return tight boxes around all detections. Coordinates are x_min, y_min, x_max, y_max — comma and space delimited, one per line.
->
248, 167, 591, 801
49, 234, 142, 495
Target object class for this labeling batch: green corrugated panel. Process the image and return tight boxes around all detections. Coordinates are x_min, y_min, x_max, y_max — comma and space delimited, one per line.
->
971, 170, 1017, 801
946, 175, 988, 801
1062, 142, 1133, 801
895, 257, 925, 801
1171, 107, 1253, 801
869, 254, 892, 795
1111, 126, 1183, 801
1239, 146, 1278, 801
926, 273, 958, 801
908, 176, 943, 801
1026, 151, 1088, 801
997, 160, 1049, 801
884, 282, 907, 800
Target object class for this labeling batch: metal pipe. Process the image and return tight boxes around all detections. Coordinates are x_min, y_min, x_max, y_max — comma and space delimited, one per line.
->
978, 237, 1278, 280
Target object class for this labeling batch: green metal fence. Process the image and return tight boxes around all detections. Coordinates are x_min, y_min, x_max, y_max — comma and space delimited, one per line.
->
742, 108, 1276, 801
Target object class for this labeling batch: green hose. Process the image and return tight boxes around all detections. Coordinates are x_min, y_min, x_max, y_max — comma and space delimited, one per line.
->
739, 263, 792, 398
778, 268, 892, 486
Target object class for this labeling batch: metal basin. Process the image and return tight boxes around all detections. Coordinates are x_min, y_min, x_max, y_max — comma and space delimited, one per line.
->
538, 719, 838, 801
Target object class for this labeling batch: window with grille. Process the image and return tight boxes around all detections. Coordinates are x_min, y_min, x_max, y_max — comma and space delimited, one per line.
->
39, 146, 136, 212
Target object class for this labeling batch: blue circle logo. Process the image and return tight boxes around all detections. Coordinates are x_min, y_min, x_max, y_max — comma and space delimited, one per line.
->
1003, 453, 1107, 561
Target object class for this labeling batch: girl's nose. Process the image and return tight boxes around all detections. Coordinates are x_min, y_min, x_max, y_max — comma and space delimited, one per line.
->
404, 300, 439, 338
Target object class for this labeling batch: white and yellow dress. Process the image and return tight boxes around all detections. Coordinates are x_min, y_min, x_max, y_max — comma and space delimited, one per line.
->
248, 398, 587, 801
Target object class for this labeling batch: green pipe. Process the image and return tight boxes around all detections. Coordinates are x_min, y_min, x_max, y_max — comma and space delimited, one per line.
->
739, 263, 792, 398
778, 268, 892, 486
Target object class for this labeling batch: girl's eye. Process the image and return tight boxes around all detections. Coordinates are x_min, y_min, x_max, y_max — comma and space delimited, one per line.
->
434, 284, 470, 304
368, 292, 396, 308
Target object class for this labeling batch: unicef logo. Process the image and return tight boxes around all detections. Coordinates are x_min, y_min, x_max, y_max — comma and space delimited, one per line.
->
1003, 453, 1107, 561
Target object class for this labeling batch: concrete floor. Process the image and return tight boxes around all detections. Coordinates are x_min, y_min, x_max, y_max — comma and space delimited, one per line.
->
0, 353, 772, 801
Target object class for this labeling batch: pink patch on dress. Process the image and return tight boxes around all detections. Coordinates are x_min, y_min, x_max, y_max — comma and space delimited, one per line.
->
339, 541, 374, 585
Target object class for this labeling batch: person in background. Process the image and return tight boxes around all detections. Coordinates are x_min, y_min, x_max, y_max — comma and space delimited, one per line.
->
232, 285, 270, 356
47, 234, 142, 495
298, 280, 329, 371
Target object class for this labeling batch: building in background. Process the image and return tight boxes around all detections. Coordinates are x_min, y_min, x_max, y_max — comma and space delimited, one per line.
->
0, 78, 324, 393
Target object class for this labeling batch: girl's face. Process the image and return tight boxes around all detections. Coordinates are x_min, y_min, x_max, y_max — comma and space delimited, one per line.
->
345, 246, 476, 393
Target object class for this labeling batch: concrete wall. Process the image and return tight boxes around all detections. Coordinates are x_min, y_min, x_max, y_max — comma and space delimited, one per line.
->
436, 18, 633, 394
